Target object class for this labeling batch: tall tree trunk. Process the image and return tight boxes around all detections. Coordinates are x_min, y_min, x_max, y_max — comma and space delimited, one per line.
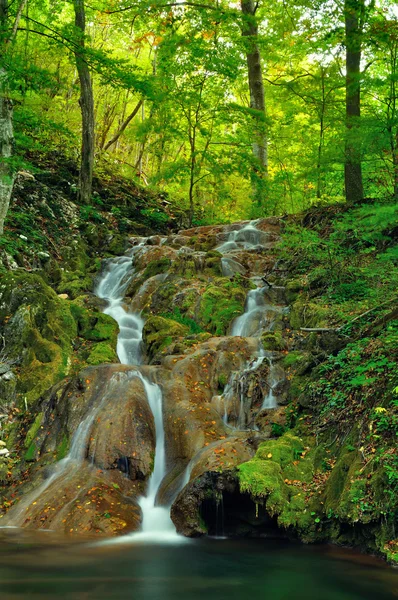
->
0, 68, 14, 235
316, 68, 326, 200
344, 0, 364, 204
74, 0, 95, 205
240, 0, 268, 208
393, 129, 398, 200
0, 0, 15, 235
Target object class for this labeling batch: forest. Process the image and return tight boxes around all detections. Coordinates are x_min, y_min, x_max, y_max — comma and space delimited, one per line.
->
0, 0, 398, 227
0, 0, 398, 598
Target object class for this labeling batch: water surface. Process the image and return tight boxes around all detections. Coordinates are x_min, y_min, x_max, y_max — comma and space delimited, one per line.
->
0, 535, 397, 600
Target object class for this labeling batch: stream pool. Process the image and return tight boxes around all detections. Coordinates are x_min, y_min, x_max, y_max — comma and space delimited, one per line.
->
0, 534, 397, 600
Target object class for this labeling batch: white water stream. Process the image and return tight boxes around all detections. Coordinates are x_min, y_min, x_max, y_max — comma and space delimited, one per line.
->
96, 253, 179, 541
216, 221, 282, 426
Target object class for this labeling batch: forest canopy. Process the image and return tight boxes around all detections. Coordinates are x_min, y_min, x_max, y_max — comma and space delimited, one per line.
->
1, 0, 398, 228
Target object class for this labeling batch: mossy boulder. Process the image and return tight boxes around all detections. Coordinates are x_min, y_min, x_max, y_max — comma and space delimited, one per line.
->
71, 297, 118, 344
125, 258, 172, 299
285, 278, 306, 304
0, 272, 78, 405
143, 316, 189, 361
86, 342, 118, 365
107, 234, 126, 256
57, 272, 94, 299
262, 332, 287, 351
70, 295, 119, 366
238, 433, 315, 533
197, 278, 246, 335
289, 300, 329, 330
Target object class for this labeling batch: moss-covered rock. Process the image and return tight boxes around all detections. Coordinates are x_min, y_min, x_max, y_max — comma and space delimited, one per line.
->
197, 278, 246, 335
86, 342, 118, 365
238, 433, 315, 533
285, 278, 306, 304
143, 316, 189, 361
289, 300, 329, 330
261, 332, 287, 351
57, 273, 94, 299
0, 272, 78, 405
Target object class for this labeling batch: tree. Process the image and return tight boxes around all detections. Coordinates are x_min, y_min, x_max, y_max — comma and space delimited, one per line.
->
344, 0, 365, 203
240, 0, 268, 208
0, 0, 27, 235
74, 0, 95, 204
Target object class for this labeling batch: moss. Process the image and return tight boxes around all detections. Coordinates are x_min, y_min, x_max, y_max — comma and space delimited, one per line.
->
86, 342, 118, 366
24, 412, 44, 449
262, 332, 287, 351
218, 372, 228, 390
143, 258, 171, 279
24, 441, 37, 462
285, 279, 306, 304
57, 273, 94, 299
289, 300, 329, 330
143, 316, 189, 361
238, 432, 315, 534
107, 234, 126, 256
70, 297, 118, 367
56, 434, 69, 461
0, 272, 80, 405
197, 278, 246, 335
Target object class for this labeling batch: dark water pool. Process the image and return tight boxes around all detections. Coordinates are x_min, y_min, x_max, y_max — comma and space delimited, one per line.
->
0, 534, 397, 600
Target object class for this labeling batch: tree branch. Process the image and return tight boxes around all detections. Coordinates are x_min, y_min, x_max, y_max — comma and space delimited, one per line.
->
103, 98, 143, 152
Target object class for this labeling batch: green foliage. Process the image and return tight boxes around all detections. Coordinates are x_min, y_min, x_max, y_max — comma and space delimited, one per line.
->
160, 308, 204, 335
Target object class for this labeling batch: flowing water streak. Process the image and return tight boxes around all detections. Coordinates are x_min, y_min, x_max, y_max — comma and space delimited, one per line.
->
262, 358, 278, 410
96, 251, 179, 541
2, 372, 131, 527
216, 220, 282, 425
221, 352, 265, 430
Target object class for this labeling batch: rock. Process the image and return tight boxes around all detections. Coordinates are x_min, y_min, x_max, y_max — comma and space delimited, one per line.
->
57, 293, 69, 299
0, 448, 10, 456
19, 235, 28, 241
0, 441, 7, 447
3, 365, 158, 536
143, 316, 189, 362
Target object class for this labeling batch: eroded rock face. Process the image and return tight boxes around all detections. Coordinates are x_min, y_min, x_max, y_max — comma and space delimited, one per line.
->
170, 469, 283, 538
3, 365, 156, 536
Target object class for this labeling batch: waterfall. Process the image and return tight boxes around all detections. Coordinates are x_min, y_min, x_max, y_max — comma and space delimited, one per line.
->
96, 253, 179, 541
215, 220, 283, 428
231, 288, 266, 337
262, 358, 278, 410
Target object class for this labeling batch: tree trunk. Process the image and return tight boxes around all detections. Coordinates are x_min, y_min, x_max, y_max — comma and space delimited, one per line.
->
0, 0, 16, 235
240, 0, 268, 207
0, 69, 14, 235
393, 129, 398, 200
74, 0, 95, 205
344, 0, 364, 204
316, 68, 326, 200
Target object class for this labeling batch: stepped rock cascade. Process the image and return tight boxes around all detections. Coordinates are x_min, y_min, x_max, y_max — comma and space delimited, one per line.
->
96, 253, 178, 540
2, 216, 290, 539
215, 221, 286, 427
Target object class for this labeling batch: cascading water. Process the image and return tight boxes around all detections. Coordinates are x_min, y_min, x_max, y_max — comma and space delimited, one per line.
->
231, 288, 267, 337
96, 253, 179, 541
2, 371, 130, 527
215, 220, 284, 428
